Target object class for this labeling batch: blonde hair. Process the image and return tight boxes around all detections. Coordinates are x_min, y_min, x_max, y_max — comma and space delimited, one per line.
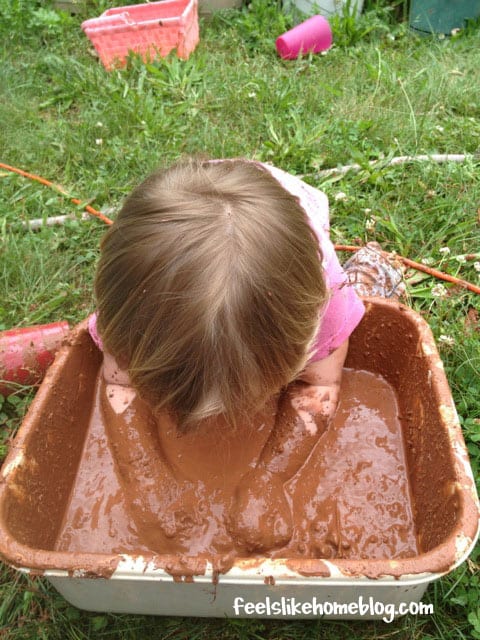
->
95, 159, 327, 429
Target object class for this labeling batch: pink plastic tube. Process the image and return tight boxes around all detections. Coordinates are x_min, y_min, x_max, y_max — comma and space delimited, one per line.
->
276, 15, 333, 60
0, 321, 70, 395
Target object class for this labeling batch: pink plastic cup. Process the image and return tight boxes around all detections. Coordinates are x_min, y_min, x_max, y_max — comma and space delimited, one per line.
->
276, 15, 333, 60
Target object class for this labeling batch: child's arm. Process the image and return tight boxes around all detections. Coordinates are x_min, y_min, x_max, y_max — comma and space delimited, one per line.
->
253, 338, 348, 481
89, 313, 136, 409
228, 339, 348, 552
292, 337, 349, 435
102, 352, 136, 413
100, 354, 210, 552
103, 352, 131, 385
100, 374, 210, 552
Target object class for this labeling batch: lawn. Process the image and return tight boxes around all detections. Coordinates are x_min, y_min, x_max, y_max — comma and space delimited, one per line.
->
0, 0, 479, 638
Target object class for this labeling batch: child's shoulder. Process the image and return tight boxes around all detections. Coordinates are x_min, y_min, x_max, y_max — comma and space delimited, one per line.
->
257, 162, 335, 272
259, 163, 330, 234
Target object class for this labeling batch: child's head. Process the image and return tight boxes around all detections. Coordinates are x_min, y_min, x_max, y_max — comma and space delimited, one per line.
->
95, 159, 327, 429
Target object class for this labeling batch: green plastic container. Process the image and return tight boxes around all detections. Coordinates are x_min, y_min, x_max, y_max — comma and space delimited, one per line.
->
410, 0, 480, 34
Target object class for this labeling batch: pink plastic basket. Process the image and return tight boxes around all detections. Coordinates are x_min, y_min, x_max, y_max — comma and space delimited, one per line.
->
81, 0, 199, 70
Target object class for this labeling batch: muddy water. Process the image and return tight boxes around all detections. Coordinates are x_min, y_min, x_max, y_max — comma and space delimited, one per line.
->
55, 369, 418, 560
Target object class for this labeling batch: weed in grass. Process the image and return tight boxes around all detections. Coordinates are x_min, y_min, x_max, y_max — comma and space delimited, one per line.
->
0, 392, 33, 461
234, 0, 293, 54
330, 1, 381, 47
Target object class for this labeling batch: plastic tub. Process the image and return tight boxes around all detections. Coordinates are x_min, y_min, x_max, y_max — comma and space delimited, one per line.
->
81, 0, 199, 70
0, 300, 478, 618
409, 0, 480, 35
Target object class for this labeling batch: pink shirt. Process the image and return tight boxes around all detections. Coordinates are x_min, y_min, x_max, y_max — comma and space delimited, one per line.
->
89, 163, 365, 361
262, 164, 364, 360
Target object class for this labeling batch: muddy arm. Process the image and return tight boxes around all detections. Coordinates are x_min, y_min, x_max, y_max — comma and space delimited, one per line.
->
228, 340, 348, 552
259, 338, 349, 481
226, 386, 333, 552
99, 374, 206, 553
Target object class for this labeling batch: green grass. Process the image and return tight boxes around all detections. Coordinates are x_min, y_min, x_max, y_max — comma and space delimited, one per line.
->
1, 0, 479, 637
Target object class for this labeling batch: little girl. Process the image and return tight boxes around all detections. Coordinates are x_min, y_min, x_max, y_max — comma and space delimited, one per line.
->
90, 158, 366, 553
